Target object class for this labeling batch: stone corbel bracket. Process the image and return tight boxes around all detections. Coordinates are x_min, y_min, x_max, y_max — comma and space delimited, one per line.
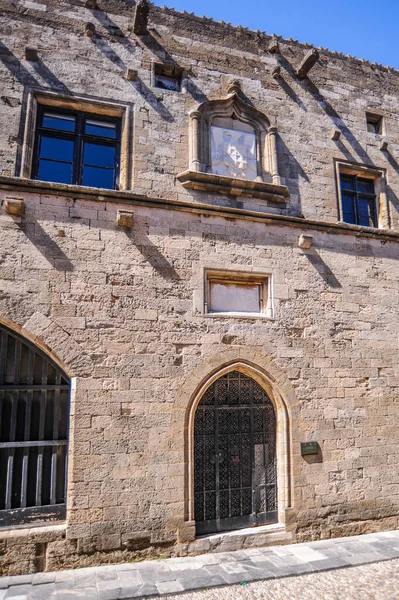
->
116, 210, 134, 228
3, 197, 25, 216
296, 49, 320, 79
132, 0, 150, 35
177, 88, 288, 202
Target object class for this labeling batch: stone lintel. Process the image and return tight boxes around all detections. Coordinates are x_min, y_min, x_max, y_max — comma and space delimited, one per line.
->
297, 49, 320, 79
176, 170, 289, 203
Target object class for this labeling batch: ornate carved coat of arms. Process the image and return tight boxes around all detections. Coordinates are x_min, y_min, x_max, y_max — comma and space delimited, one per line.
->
211, 126, 257, 180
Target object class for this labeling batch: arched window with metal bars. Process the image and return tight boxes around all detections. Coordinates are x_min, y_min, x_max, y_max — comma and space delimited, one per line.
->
0, 324, 70, 527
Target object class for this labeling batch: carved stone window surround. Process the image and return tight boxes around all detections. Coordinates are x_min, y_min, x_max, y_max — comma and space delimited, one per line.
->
19, 89, 133, 191
177, 83, 288, 203
335, 160, 390, 229
198, 268, 274, 320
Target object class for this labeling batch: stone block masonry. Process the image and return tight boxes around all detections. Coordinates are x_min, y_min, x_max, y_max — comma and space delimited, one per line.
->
0, 0, 399, 576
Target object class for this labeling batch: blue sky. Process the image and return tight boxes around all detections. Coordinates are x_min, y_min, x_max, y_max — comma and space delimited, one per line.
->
153, 0, 399, 69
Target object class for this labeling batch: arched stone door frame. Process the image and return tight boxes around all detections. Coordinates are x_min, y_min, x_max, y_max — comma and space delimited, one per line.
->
182, 357, 293, 529
0, 313, 93, 528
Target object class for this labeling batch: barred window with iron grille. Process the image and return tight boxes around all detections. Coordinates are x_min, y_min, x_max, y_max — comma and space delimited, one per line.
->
0, 324, 70, 527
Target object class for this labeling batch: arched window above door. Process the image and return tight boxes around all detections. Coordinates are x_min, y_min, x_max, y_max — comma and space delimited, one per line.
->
0, 323, 70, 527
177, 80, 289, 204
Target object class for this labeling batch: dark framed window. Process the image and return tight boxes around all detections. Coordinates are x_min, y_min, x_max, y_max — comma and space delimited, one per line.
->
32, 107, 121, 190
340, 174, 377, 227
154, 63, 183, 92
366, 112, 384, 135
0, 324, 70, 527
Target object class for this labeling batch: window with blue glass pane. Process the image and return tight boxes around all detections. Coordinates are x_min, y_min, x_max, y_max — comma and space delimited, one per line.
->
32, 107, 120, 189
340, 173, 377, 228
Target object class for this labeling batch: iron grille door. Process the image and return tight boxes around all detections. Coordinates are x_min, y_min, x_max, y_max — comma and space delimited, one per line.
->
194, 371, 277, 535
0, 324, 70, 527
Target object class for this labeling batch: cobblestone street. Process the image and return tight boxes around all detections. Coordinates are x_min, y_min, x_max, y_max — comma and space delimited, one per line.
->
154, 559, 399, 600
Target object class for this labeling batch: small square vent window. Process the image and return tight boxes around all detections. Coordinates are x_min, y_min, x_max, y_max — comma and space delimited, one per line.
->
154, 64, 182, 92
366, 112, 384, 135
205, 271, 272, 318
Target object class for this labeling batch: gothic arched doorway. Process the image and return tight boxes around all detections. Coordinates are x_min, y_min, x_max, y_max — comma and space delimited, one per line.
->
194, 370, 277, 535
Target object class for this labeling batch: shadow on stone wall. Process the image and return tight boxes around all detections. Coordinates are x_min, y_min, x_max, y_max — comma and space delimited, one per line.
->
278, 53, 373, 165
88, 7, 176, 122
0, 40, 38, 88
20, 218, 74, 272
122, 227, 181, 281
0, 40, 70, 93
303, 251, 342, 289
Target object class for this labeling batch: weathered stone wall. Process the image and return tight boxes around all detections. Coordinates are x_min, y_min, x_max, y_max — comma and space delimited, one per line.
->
0, 0, 399, 576
2, 0, 399, 222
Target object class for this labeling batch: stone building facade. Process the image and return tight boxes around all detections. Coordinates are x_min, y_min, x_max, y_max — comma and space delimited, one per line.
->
1, 0, 399, 576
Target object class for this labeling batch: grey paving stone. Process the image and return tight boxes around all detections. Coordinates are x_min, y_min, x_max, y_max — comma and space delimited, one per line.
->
32, 574, 57, 586
177, 571, 228, 591
4, 578, 32, 588
207, 565, 275, 586
95, 580, 121, 595
0, 590, 7, 600
167, 559, 204, 572
0, 579, 10, 590
345, 552, 389, 566
369, 542, 399, 558
155, 580, 184, 595
70, 587, 98, 600
5, 584, 31, 598
303, 557, 350, 572
28, 583, 56, 600
114, 564, 141, 572
264, 554, 302, 568
118, 585, 143, 599
93, 573, 117, 585
54, 573, 75, 584
97, 592, 116, 600
115, 570, 142, 586
150, 571, 179, 584
54, 589, 98, 600
128, 566, 157, 586
72, 574, 98, 590
53, 583, 73, 593
126, 584, 158, 598
97, 582, 122, 600
193, 555, 221, 567
280, 562, 316, 575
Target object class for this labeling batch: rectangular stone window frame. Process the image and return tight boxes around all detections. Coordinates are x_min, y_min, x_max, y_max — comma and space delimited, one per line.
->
151, 61, 186, 93
334, 160, 390, 229
365, 111, 385, 136
19, 89, 133, 190
203, 269, 274, 319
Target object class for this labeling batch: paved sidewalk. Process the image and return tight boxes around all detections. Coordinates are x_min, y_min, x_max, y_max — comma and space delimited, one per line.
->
1, 530, 399, 599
